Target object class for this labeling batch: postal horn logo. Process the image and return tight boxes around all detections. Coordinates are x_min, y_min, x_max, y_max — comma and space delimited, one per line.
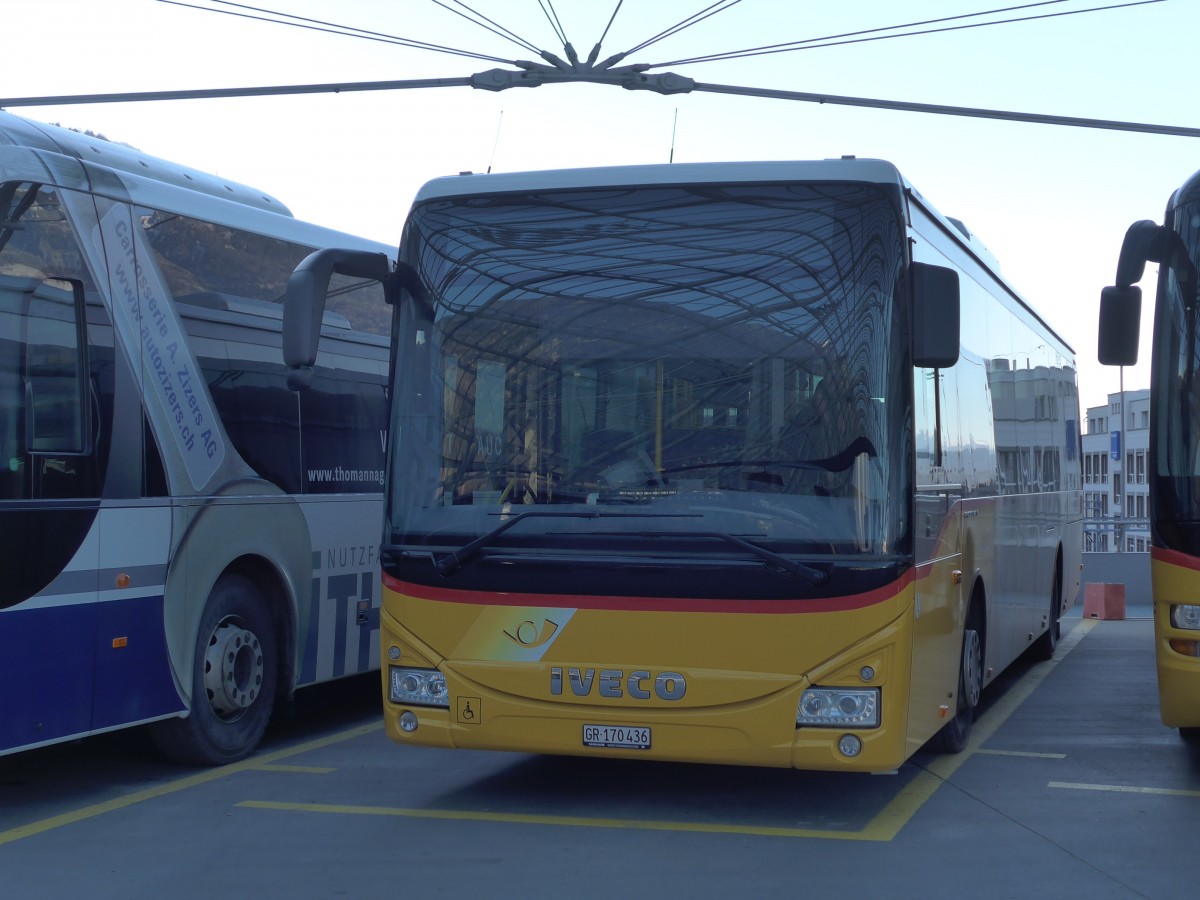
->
504, 618, 560, 648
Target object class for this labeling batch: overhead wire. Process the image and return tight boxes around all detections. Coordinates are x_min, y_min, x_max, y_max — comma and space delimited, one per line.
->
597, 0, 625, 46
8, 0, 1187, 140
537, 0, 570, 47
624, 0, 745, 58
653, 0, 1166, 67
428, 0, 544, 55
158, 0, 517, 64
652, 0, 1078, 65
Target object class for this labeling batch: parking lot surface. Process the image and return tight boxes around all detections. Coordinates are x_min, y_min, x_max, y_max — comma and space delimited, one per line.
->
2, 606, 1197, 899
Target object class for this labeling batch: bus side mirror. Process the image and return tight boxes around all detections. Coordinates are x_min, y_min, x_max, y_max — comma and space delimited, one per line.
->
1098, 284, 1141, 366
912, 262, 960, 368
283, 248, 392, 390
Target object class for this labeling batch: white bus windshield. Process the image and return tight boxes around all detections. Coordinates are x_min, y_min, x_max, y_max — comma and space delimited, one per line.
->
388, 182, 912, 572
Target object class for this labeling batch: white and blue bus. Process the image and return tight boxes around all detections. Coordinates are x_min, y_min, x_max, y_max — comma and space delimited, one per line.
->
0, 111, 394, 764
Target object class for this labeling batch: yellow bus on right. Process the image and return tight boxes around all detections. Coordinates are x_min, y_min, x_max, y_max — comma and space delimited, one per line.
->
1100, 169, 1200, 742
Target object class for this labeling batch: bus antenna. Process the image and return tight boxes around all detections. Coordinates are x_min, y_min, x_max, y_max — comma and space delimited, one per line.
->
669, 107, 678, 163
487, 109, 504, 174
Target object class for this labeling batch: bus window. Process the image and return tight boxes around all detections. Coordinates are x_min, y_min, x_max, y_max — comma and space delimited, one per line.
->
24, 278, 88, 456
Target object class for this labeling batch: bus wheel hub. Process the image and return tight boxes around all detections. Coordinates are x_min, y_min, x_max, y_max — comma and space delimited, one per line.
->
204, 620, 264, 719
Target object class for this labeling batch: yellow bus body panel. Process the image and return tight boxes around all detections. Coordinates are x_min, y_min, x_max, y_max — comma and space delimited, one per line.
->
380, 568, 962, 772
1151, 548, 1200, 728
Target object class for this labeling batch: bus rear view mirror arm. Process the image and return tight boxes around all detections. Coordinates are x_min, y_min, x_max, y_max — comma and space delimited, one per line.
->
1098, 220, 1197, 367
283, 248, 394, 389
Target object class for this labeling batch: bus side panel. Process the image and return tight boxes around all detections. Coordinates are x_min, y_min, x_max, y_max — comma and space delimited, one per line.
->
1, 602, 97, 751
92, 504, 182, 730
92, 591, 183, 729
910, 199, 1079, 684
298, 497, 383, 685
907, 515, 964, 757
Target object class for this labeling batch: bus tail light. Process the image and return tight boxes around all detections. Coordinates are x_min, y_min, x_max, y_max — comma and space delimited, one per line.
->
797, 688, 880, 728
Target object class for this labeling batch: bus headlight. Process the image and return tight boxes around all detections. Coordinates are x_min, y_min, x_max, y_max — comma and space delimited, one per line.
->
1170, 605, 1200, 631
797, 687, 880, 728
389, 666, 449, 707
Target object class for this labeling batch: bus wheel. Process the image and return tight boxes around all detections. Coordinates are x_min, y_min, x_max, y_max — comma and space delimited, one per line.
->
1031, 560, 1062, 661
151, 574, 277, 765
930, 620, 983, 754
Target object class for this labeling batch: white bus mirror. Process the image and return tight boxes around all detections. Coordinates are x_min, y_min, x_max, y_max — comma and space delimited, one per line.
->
283, 248, 392, 390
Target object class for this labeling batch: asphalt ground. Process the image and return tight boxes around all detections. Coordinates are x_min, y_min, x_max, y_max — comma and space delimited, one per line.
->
1, 601, 1197, 899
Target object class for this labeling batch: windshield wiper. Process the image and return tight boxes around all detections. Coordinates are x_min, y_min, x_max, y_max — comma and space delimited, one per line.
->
625, 531, 828, 586
660, 435, 878, 476
427, 510, 695, 576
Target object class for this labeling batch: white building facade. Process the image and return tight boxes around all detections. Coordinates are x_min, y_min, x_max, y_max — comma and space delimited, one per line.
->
1082, 389, 1150, 552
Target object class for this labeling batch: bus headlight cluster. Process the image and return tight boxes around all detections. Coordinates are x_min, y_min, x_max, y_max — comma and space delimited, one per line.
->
389, 666, 449, 707
797, 687, 880, 728
1170, 605, 1200, 631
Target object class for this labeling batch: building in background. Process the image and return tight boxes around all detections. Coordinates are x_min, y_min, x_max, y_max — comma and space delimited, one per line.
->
1083, 389, 1149, 552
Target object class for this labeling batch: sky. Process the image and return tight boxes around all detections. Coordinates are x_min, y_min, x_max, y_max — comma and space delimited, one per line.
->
6, 0, 1199, 414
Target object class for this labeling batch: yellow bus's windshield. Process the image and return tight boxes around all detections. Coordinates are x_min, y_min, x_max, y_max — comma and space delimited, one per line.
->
387, 182, 912, 591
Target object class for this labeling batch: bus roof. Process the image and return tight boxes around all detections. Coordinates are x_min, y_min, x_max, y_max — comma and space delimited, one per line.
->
0, 110, 292, 216
0, 110, 394, 258
412, 156, 1073, 357
413, 158, 909, 202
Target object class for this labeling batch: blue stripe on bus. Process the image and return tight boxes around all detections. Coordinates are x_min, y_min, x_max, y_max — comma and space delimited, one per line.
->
0, 594, 184, 754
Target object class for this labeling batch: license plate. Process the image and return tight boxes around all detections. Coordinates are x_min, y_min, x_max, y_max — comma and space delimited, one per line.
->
583, 724, 651, 750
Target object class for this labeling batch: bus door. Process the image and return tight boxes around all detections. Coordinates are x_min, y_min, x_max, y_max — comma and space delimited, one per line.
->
911, 363, 965, 743
0, 272, 102, 750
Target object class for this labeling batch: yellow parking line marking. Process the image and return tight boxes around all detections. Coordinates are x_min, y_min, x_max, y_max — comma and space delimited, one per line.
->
1, 618, 1099, 847
236, 620, 1098, 843
250, 764, 337, 774
236, 800, 876, 841
860, 617, 1096, 841
1050, 781, 1200, 799
0, 721, 383, 847
976, 750, 1067, 759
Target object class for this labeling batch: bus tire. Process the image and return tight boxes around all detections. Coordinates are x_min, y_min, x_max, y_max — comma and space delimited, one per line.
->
151, 574, 277, 765
930, 602, 983, 754
1031, 555, 1062, 661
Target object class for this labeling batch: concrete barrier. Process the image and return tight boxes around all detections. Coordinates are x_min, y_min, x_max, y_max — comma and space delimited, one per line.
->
1083, 583, 1127, 620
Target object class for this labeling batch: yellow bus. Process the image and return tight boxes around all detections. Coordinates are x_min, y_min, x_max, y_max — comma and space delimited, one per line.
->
286, 160, 1082, 772
1100, 168, 1200, 742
